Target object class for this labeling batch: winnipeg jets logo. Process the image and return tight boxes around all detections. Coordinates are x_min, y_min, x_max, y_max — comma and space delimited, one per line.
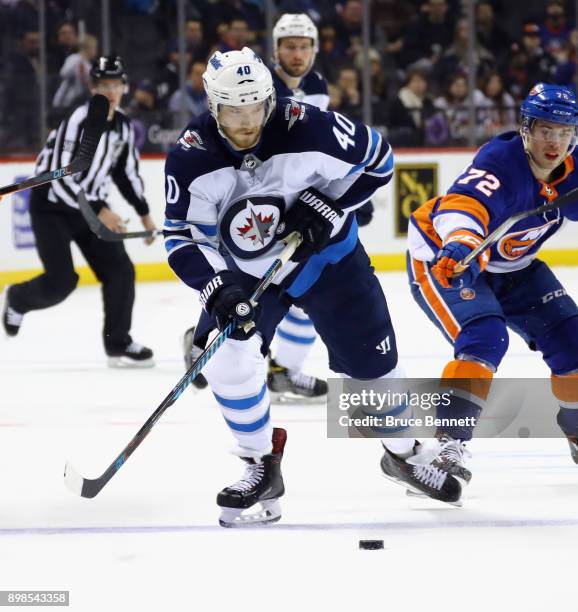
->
237, 201, 275, 246
376, 336, 391, 355
219, 195, 285, 260
178, 129, 205, 151
284, 100, 306, 131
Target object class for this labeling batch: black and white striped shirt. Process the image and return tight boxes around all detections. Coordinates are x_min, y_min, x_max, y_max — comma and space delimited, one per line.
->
35, 102, 149, 215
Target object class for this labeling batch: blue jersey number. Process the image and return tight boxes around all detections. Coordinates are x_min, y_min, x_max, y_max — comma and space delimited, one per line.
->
237, 66, 251, 76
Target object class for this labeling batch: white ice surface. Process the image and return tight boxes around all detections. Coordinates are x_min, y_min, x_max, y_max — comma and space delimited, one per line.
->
1, 269, 577, 611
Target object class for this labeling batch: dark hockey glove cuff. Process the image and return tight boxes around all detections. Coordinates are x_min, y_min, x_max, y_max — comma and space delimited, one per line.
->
199, 271, 258, 340
279, 187, 343, 262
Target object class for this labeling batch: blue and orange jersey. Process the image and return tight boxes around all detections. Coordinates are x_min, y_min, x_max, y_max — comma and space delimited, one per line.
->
409, 131, 578, 272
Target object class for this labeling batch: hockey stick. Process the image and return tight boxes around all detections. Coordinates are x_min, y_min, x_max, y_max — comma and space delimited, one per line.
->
0, 95, 109, 197
78, 190, 162, 241
454, 186, 578, 274
64, 232, 302, 498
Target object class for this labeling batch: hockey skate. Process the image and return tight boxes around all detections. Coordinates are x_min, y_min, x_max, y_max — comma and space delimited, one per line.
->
107, 341, 154, 368
183, 326, 208, 389
217, 428, 286, 528
380, 441, 463, 506
567, 436, 578, 464
1, 286, 23, 337
433, 433, 472, 486
267, 357, 327, 404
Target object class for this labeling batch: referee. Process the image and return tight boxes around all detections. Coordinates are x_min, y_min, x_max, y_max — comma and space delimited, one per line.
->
2, 56, 157, 367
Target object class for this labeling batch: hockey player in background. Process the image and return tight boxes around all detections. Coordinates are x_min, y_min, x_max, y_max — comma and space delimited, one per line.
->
163, 48, 455, 527
184, 13, 329, 402
397, 83, 578, 503
1, 56, 156, 367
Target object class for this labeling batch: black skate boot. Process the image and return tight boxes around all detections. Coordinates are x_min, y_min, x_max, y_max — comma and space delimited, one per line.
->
434, 433, 472, 486
267, 357, 327, 403
567, 436, 578, 464
217, 428, 287, 527
106, 341, 154, 368
183, 326, 208, 389
380, 441, 462, 506
1, 286, 24, 337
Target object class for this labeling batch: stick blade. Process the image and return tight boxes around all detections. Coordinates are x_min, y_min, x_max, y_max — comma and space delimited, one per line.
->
64, 461, 85, 496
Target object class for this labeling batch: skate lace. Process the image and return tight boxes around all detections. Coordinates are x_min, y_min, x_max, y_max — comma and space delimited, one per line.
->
439, 438, 471, 466
228, 462, 265, 493
6, 307, 23, 326
412, 464, 447, 490
288, 370, 316, 391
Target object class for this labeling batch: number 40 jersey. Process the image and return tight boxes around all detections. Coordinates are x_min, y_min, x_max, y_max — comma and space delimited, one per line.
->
163, 99, 393, 296
409, 131, 578, 273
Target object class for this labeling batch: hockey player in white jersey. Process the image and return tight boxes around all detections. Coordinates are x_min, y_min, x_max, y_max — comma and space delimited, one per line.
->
266, 13, 330, 402
183, 13, 329, 401
164, 48, 458, 527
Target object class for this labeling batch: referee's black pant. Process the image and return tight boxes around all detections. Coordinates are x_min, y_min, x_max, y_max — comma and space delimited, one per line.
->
10, 191, 135, 354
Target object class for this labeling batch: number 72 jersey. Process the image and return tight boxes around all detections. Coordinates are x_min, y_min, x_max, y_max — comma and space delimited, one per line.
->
409, 131, 578, 273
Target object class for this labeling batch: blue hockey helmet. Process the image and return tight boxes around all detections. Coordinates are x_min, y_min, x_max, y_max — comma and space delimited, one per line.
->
520, 83, 578, 154
520, 83, 578, 127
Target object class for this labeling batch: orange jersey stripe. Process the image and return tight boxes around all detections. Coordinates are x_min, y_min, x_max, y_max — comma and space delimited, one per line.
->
437, 194, 490, 233
411, 197, 443, 249
411, 258, 461, 341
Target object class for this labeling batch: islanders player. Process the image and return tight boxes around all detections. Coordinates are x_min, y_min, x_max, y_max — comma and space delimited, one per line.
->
395, 83, 578, 499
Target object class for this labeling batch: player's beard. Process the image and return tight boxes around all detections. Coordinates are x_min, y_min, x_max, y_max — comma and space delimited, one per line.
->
280, 60, 307, 79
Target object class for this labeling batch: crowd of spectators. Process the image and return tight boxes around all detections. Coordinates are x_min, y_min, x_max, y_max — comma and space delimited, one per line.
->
1, 0, 577, 153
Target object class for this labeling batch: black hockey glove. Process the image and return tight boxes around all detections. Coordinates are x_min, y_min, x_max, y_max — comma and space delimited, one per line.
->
199, 271, 258, 340
278, 187, 343, 262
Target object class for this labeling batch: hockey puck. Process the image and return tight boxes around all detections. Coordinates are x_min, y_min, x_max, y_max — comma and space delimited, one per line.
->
359, 539, 384, 550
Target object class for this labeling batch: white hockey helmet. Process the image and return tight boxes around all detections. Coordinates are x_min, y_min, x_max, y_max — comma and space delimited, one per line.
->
273, 13, 319, 71
203, 47, 276, 133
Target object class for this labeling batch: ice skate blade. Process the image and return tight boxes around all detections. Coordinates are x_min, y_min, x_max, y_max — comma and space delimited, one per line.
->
107, 356, 155, 369
405, 488, 463, 507
381, 472, 462, 507
218, 499, 282, 528
269, 391, 327, 405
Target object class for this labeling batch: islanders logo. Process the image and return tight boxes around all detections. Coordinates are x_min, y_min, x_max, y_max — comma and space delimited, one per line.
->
497, 219, 559, 260
219, 196, 285, 259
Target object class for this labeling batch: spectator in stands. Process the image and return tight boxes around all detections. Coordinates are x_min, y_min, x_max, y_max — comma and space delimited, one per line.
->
387, 66, 440, 146
168, 60, 208, 127
506, 22, 556, 102
400, 0, 455, 69
316, 22, 342, 82
474, 71, 516, 140
335, 65, 362, 121
4, 30, 40, 149
217, 18, 253, 53
353, 47, 390, 125
475, 0, 511, 69
185, 18, 209, 61
207, 0, 265, 43
551, 35, 577, 91
154, 42, 192, 108
48, 21, 79, 73
327, 82, 343, 110
52, 34, 98, 111
433, 71, 470, 144
332, 0, 363, 59
433, 17, 495, 95
539, 0, 572, 58
126, 79, 172, 153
